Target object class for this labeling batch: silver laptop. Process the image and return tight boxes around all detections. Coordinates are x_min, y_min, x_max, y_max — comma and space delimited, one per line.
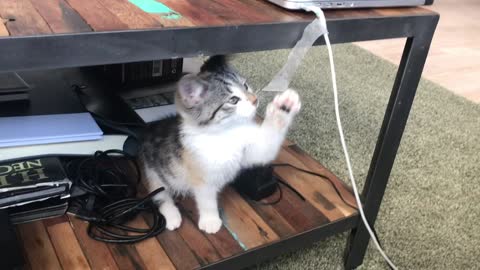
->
268, 0, 433, 10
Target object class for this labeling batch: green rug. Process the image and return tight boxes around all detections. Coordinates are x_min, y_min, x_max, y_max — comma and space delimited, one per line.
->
231, 44, 480, 270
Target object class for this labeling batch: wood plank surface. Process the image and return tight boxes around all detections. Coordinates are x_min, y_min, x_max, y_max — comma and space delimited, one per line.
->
0, 1, 437, 37
139, 185, 202, 269
236, 0, 305, 22
69, 216, 120, 270
179, 197, 245, 258
17, 221, 62, 270
44, 216, 91, 270
221, 187, 279, 249
243, 188, 297, 238
0, 0, 51, 36
0, 14, 8, 36
65, 0, 128, 31
249, 182, 330, 235
286, 144, 357, 211
176, 215, 222, 265
108, 241, 148, 270
18, 141, 358, 270
160, 0, 226, 26
128, 217, 176, 270
139, 1, 194, 28
274, 146, 356, 221
156, 229, 201, 270
29, 0, 91, 33
98, 0, 163, 29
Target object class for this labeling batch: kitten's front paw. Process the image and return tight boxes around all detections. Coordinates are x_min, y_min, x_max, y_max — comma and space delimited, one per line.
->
198, 215, 222, 234
159, 203, 182, 231
265, 89, 301, 128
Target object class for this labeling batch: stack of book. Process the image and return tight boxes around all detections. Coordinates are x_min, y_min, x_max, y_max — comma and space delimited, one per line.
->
0, 157, 71, 224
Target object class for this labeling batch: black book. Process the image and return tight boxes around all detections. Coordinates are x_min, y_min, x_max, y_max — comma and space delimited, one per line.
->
8, 197, 68, 224
0, 157, 71, 208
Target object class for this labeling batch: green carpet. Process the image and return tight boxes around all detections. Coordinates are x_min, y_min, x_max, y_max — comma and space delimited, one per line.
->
231, 44, 480, 269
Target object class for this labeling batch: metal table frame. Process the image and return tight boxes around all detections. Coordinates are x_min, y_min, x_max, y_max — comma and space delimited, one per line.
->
0, 10, 439, 270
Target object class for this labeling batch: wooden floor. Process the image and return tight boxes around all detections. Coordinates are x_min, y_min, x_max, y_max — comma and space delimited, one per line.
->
16, 141, 358, 270
357, 0, 480, 103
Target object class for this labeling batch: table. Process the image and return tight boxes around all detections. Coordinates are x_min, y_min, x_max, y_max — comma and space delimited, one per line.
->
0, 1, 439, 269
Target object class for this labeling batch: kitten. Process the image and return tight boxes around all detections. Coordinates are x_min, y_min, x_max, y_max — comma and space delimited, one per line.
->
139, 56, 301, 234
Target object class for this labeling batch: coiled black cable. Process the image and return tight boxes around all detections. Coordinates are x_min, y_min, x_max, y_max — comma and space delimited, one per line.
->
66, 150, 166, 244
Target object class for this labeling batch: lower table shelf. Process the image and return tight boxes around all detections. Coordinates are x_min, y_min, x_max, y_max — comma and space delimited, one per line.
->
16, 141, 359, 270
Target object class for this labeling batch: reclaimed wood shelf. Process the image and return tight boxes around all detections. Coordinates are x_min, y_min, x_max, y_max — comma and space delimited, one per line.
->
16, 141, 358, 270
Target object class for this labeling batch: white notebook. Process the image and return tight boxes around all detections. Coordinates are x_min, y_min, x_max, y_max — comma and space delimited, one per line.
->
0, 135, 127, 161
0, 113, 103, 148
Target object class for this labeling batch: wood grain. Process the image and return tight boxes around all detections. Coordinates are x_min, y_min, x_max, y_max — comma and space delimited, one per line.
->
221, 187, 279, 249
160, 0, 226, 26
156, 229, 201, 270
286, 145, 357, 210
237, 0, 304, 22
0, 0, 51, 36
128, 217, 175, 270
69, 216, 120, 270
44, 216, 91, 270
98, 0, 163, 29
65, 0, 128, 31
176, 214, 222, 265
0, 14, 8, 36
29, 0, 91, 33
274, 146, 355, 221
244, 188, 297, 237
17, 221, 62, 270
211, 0, 276, 23
108, 242, 147, 270
182, 0, 252, 25
179, 197, 245, 258
143, 1, 194, 28
250, 179, 330, 234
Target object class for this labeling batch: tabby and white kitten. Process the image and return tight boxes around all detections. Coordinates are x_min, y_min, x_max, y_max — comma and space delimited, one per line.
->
139, 56, 301, 234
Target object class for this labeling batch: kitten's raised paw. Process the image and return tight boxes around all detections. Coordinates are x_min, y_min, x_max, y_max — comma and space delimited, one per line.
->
198, 215, 222, 234
273, 89, 301, 114
266, 89, 301, 128
159, 203, 182, 230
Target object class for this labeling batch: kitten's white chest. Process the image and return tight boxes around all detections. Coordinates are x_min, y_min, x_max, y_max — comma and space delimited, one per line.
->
189, 128, 249, 163
183, 124, 254, 184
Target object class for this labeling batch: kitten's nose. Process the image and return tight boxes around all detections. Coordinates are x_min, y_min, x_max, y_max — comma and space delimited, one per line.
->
248, 94, 258, 105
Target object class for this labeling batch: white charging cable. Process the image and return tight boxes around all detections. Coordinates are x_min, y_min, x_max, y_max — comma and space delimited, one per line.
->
302, 6, 398, 270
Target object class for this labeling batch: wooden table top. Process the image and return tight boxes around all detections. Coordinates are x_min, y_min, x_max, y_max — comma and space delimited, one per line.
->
0, 0, 436, 38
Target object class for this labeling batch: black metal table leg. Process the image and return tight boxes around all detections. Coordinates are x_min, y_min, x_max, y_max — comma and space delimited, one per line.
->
343, 15, 439, 270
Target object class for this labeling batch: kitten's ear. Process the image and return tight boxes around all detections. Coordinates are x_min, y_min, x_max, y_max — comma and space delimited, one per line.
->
178, 74, 208, 108
201, 55, 228, 73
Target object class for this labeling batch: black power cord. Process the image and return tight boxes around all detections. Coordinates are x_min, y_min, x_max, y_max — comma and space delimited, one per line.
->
66, 150, 166, 244
272, 163, 357, 210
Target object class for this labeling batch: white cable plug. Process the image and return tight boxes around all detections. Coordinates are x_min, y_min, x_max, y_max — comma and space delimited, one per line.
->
302, 6, 398, 270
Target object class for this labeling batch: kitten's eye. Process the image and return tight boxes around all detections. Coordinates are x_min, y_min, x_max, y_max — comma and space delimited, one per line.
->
228, 96, 240, 105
